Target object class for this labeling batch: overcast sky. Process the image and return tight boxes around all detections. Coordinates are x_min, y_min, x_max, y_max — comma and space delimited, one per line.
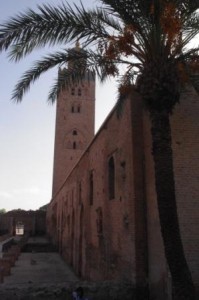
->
0, 0, 117, 211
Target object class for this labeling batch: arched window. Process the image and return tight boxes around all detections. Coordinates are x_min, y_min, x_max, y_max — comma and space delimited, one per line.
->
73, 141, 76, 149
108, 156, 115, 200
73, 130, 77, 135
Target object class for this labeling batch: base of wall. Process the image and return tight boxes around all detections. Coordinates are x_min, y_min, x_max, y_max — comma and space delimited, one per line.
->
0, 281, 135, 300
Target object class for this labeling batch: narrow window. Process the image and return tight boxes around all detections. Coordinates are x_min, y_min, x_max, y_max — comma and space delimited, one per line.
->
71, 88, 75, 95
77, 105, 81, 113
73, 141, 76, 149
78, 88, 81, 96
89, 171, 94, 205
73, 130, 77, 135
67, 215, 70, 233
108, 156, 115, 199
96, 207, 103, 236
71, 106, 74, 113
79, 182, 82, 204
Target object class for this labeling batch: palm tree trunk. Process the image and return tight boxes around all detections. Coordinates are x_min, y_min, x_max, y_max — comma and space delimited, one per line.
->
150, 110, 195, 300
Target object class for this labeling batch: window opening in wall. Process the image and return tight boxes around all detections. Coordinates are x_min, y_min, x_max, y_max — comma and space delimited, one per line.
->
71, 106, 74, 113
77, 106, 81, 113
70, 210, 75, 265
78, 88, 81, 96
73, 141, 76, 149
71, 88, 75, 95
96, 207, 103, 237
108, 156, 115, 199
79, 182, 82, 204
15, 222, 24, 235
67, 215, 70, 233
73, 130, 77, 135
89, 171, 94, 205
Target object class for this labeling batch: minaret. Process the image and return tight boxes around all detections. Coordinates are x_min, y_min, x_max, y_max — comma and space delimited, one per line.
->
52, 44, 95, 197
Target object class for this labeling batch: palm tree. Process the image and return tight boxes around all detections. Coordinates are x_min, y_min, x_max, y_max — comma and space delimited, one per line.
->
0, 1, 199, 299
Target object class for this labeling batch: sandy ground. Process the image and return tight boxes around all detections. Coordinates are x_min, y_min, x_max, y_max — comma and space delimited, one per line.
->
1, 252, 78, 287
0, 237, 81, 299
0, 237, 134, 300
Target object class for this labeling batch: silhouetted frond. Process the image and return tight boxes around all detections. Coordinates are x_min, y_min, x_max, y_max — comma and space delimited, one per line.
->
0, 0, 199, 103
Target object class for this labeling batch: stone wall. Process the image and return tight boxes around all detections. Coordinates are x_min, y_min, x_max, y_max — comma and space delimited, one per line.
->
47, 87, 199, 299
143, 85, 199, 299
52, 70, 95, 197
0, 210, 46, 236
47, 93, 137, 284
0, 215, 13, 235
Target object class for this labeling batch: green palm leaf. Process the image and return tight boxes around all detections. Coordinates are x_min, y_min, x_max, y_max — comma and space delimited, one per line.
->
0, 3, 122, 61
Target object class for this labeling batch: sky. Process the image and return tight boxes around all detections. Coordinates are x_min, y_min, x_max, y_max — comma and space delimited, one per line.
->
0, 0, 117, 211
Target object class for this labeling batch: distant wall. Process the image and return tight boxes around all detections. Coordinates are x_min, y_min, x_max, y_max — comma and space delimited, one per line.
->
0, 215, 13, 235
0, 210, 46, 236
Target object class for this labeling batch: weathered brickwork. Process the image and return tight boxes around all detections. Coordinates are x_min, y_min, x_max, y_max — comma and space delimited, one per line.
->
171, 86, 199, 287
52, 67, 95, 197
142, 85, 199, 299
47, 95, 138, 283
0, 210, 46, 236
47, 64, 199, 300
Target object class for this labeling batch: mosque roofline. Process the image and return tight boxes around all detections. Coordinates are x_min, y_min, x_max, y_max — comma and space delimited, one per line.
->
50, 89, 135, 203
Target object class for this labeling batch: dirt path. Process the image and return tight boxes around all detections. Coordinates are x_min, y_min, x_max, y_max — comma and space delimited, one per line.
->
0, 237, 80, 299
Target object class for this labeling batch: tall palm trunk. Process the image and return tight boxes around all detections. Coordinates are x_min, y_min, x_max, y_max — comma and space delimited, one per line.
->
150, 110, 195, 300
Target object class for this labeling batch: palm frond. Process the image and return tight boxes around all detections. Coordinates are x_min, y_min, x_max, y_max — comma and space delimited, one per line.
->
181, 0, 199, 13
116, 68, 136, 117
0, 2, 122, 61
1, 0, 199, 103
101, 0, 152, 22
178, 48, 199, 61
101, 0, 152, 50
11, 50, 76, 102
47, 66, 95, 104
46, 46, 140, 103
12, 47, 131, 103
183, 13, 199, 37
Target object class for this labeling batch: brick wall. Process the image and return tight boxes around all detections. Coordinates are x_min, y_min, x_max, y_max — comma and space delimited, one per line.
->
52, 69, 95, 197
1, 210, 46, 236
171, 86, 199, 287
47, 87, 199, 299
143, 85, 199, 299
48, 94, 137, 283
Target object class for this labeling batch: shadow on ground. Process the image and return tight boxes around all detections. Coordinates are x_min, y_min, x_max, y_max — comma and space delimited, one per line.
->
0, 237, 134, 300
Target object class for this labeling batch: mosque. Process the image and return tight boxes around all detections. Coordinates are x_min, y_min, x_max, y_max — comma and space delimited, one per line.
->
46, 46, 199, 299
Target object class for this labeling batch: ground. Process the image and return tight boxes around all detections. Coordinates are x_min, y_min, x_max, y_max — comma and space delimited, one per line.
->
0, 237, 134, 300
0, 237, 79, 299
